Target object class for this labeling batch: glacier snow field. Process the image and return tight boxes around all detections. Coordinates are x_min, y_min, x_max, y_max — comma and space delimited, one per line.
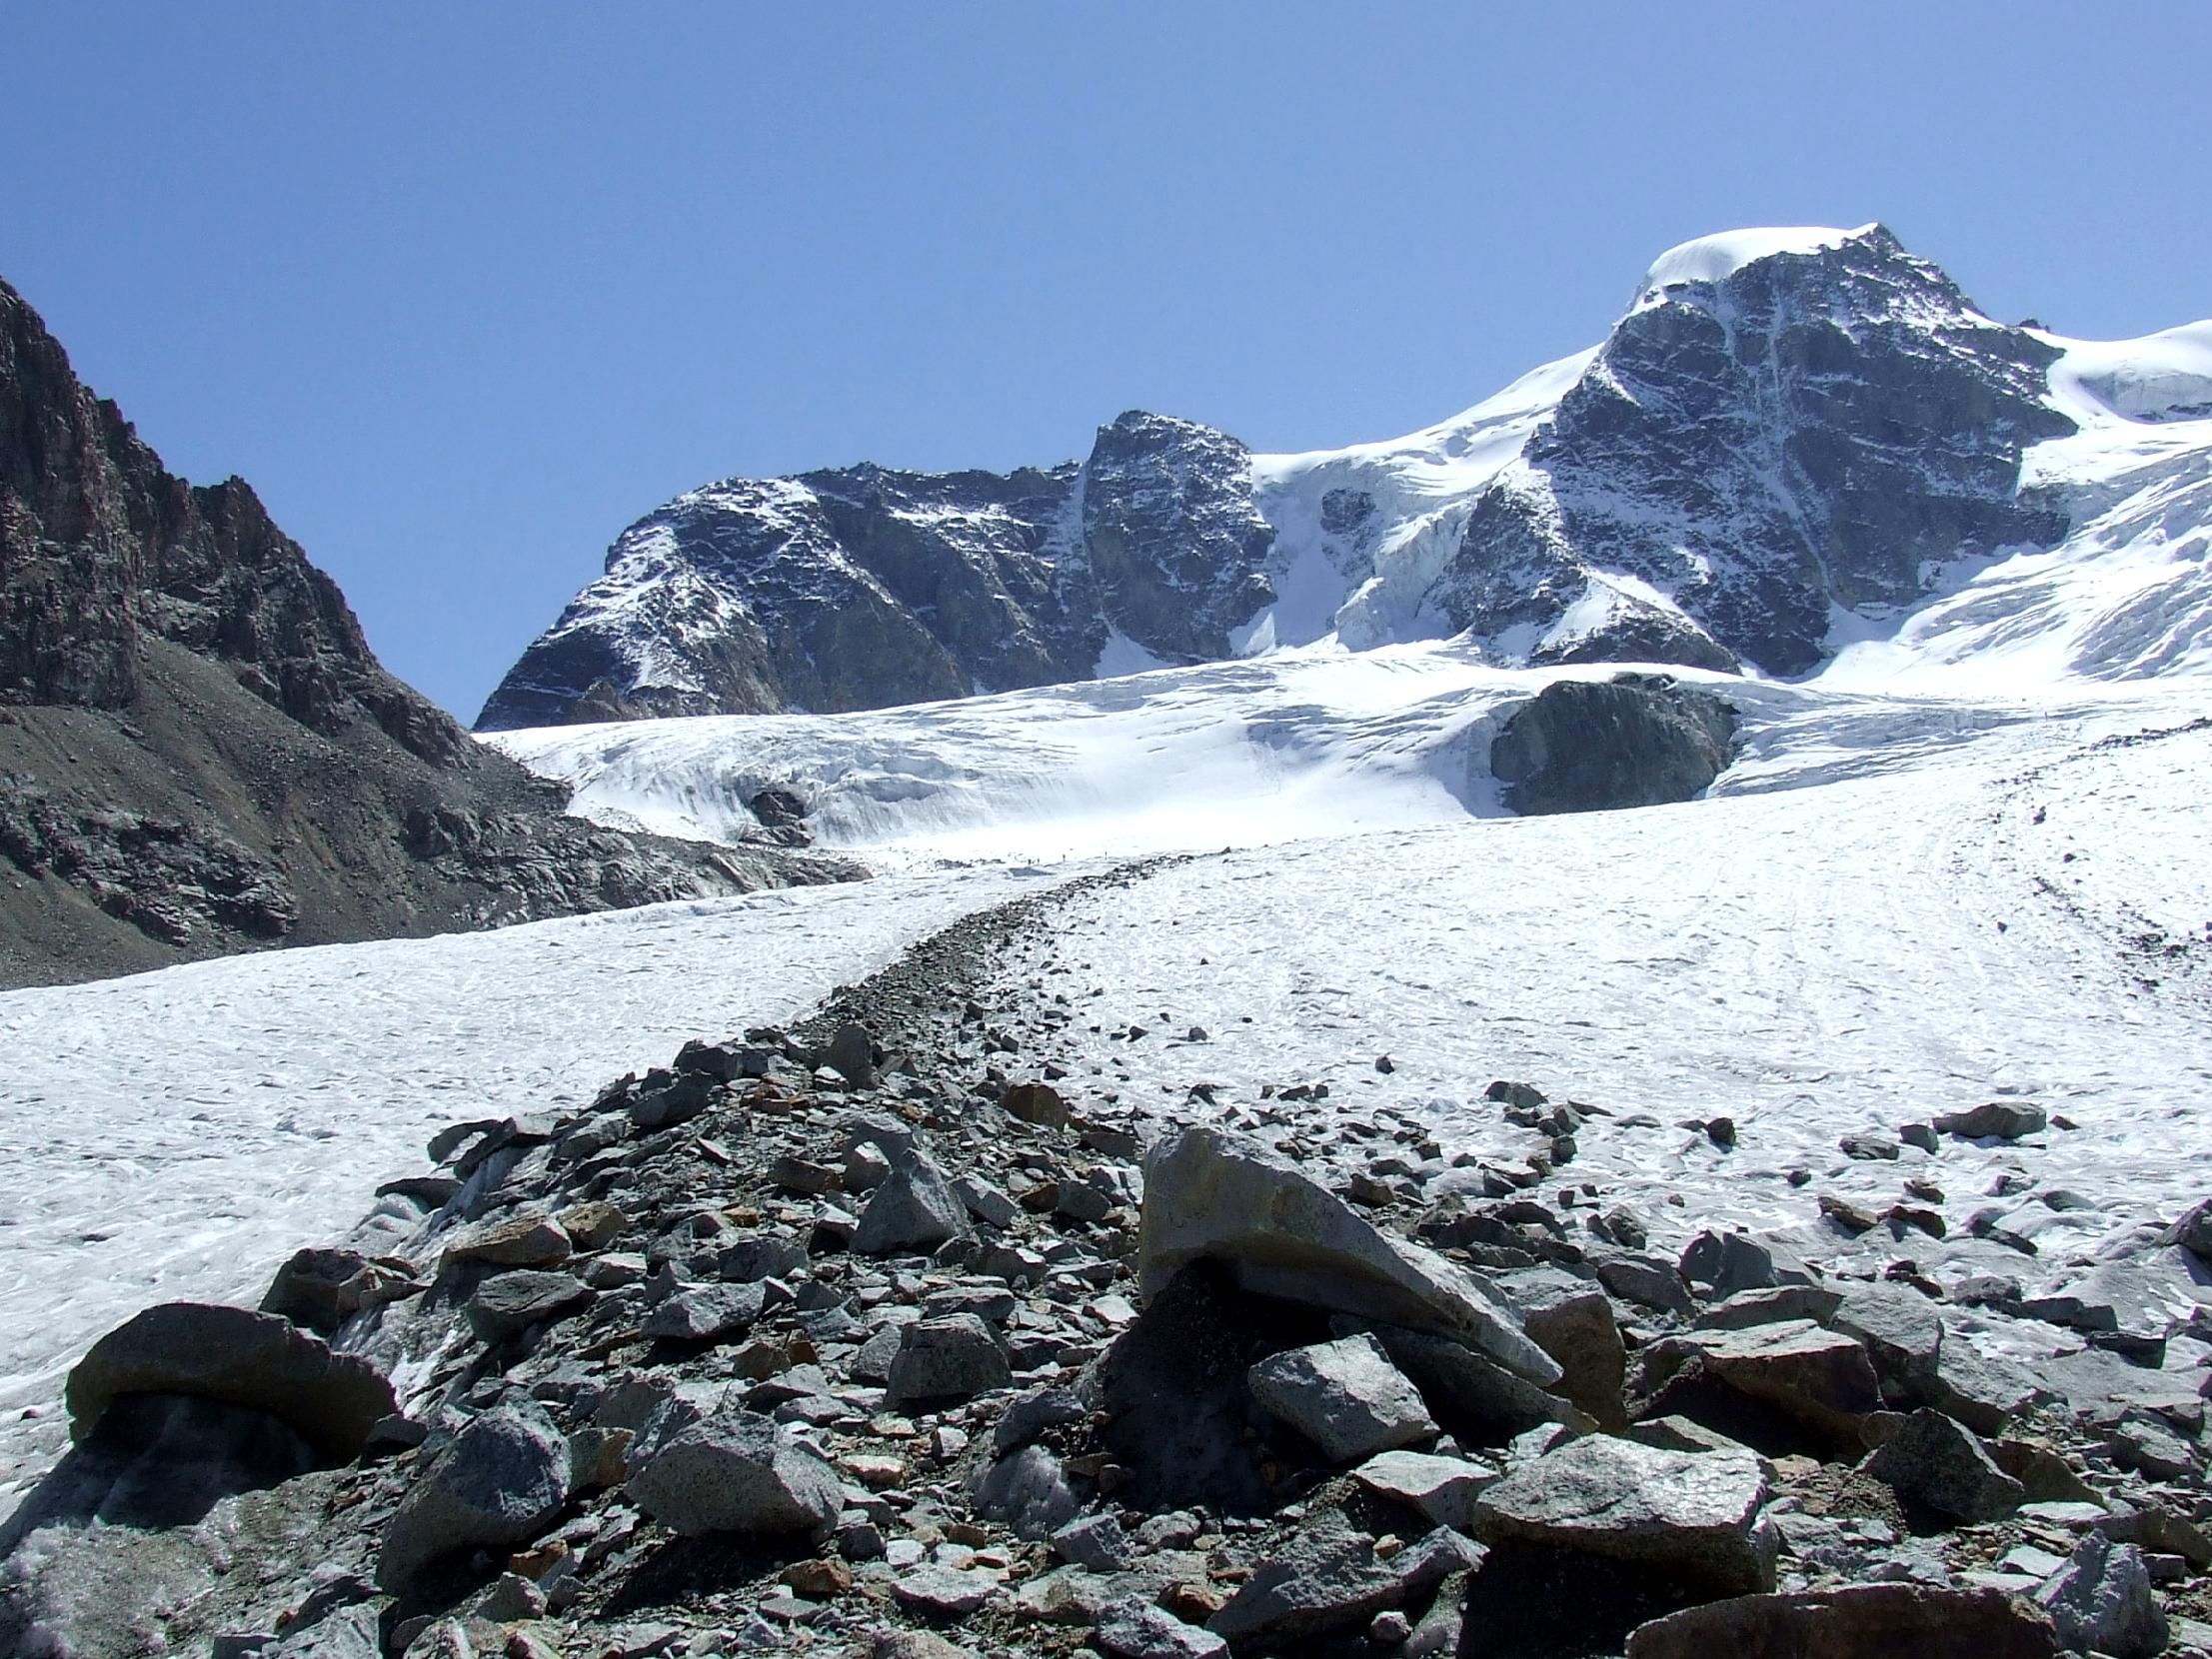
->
3, 646, 2208, 1497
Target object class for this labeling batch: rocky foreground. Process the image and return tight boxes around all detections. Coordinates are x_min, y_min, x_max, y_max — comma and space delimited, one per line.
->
3, 870, 2209, 1659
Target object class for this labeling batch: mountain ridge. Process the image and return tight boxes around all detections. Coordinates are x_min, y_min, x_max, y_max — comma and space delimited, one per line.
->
479, 223, 2212, 730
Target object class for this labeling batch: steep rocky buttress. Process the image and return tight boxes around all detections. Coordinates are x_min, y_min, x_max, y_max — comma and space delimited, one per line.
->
0, 277, 858, 988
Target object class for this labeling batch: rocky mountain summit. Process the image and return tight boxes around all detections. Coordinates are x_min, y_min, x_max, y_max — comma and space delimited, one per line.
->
477, 411, 1274, 729
480, 224, 2212, 730
7, 868, 2208, 1659
0, 277, 855, 987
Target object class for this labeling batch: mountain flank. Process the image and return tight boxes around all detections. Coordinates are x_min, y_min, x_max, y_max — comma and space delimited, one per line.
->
0, 277, 856, 989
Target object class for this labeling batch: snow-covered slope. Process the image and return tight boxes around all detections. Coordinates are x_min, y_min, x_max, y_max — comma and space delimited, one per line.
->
478, 225, 2212, 729
11, 662, 2211, 1501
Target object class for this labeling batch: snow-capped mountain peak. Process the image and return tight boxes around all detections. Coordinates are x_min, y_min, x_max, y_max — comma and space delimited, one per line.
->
477, 225, 2212, 730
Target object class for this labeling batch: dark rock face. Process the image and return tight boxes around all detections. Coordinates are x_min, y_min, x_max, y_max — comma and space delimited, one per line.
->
1, 280, 463, 763
0, 276, 857, 987
1435, 226, 2075, 674
478, 413, 1277, 728
1489, 674, 1737, 815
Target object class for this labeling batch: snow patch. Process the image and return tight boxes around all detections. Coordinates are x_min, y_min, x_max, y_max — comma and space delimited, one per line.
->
1637, 224, 1874, 297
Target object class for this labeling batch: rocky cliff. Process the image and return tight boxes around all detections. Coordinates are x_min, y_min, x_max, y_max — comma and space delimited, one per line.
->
0, 277, 857, 988
479, 223, 2207, 729
478, 411, 1280, 728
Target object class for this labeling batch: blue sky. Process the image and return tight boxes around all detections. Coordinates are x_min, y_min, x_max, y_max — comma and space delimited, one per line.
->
5, 4, 2207, 720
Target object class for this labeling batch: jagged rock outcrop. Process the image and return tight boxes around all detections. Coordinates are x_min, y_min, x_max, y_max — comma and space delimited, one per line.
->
1432, 225, 2075, 673
0, 275, 858, 987
481, 223, 2156, 728
477, 412, 1277, 728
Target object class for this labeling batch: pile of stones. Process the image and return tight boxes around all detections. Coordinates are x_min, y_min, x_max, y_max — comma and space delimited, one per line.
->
3, 978, 2208, 1657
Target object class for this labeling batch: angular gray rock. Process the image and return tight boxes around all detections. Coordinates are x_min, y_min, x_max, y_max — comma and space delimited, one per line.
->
1651, 1320, 1881, 1440
1678, 1231, 1812, 1296
1096, 1600, 1227, 1659
1859, 1409, 2024, 1523
1053, 1512, 1136, 1574
439, 1208, 573, 1269
377, 1400, 572, 1591
1367, 1322, 1594, 1439
1490, 675, 1736, 816
641, 1281, 768, 1343
888, 1314, 1013, 1404
1350, 1449, 1498, 1531
2034, 1533, 2168, 1659
463, 1268, 596, 1343
1472, 1435, 1776, 1595
969, 1443, 1082, 1540
854, 1153, 973, 1255
624, 1400, 843, 1539
260, 1247, 420, 1336
1497, 1265, 1628, 1426
1138, 1126, 1557, 1383
67, 1302, 396, 1462
1207, 1525, 1480, 1647
1245, 1334, 1436, 1463
1828, 1282, 1944, 1389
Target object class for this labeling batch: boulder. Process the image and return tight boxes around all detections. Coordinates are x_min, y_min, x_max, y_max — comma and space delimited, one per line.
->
1054, 1512, 1136, 1573
2165, 1198, 2212, 1260
1650, 1320, 1880, 1441
1826, 1283, 1943, 1389
1097, 1600, 1228, 1659
1498, 1265, 1628, 1426
377, 1400, 571, 1592
888, 1314, 1013, 1404
439, 1208, 572, 1270
1933, 1101, 2047, 1141
1208, 1524, 1480, 1647
1623, 1583, 2059, 1658
1137, 1126, 1556, 1383
641, 1281, 767, 1343
260, 1247, 420, 1336
1367, 1322, 1593, 1442
853, 1153, 973, 1255
1678, 1231, 1812, 1296
625, 1400, 843, 1539
555, 1200, 629, 1251
1859, 1409, 2024, 1523
463, 1269, 595, 1342
1694, 1285, 1842, 1331
1472, 1435, 1775, 1595
1245, 1334, 1437, 1463
968, 1442, 1081, 1539
1925, 1344, 2040, 1436
1004, 1081, 1073, 1128
2034, 1533, 2168, 1659
66, 1302, 396, 1462
825, 1021, 877, 1087
1489, 675, 1736, 816
1350, 1449, 1498, 1531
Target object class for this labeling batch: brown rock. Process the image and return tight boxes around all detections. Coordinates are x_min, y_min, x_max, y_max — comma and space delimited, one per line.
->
440, 1208, 573, 1270
1624, 1583, 2058, 1658
782, 1557, 855, 1598
555, 1201, 629, 1251
66, 1301, 395, 1460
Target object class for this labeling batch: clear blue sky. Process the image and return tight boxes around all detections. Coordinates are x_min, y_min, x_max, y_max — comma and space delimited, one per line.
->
5, 4, 2206, 721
